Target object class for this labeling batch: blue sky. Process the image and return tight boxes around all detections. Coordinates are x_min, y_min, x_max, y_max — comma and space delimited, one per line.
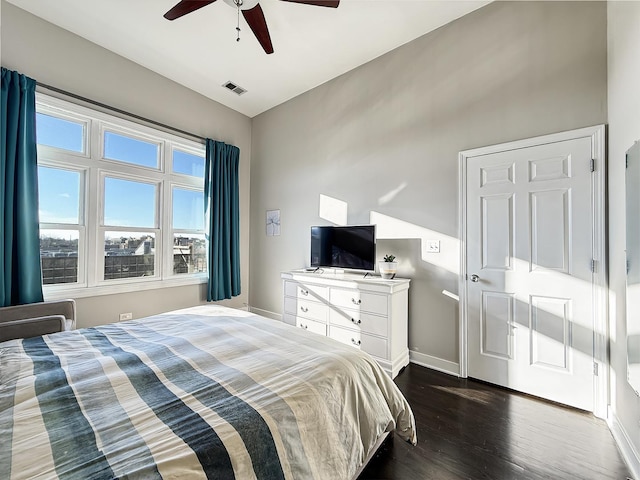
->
36, 112, 204, 232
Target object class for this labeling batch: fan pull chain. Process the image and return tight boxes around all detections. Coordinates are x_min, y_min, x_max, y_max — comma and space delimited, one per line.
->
235, 0, 242, 42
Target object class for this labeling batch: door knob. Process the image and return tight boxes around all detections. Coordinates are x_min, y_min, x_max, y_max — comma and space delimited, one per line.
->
470, 274, 480, 283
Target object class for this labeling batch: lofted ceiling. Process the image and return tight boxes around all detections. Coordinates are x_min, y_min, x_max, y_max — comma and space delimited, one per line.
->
5, 0, 490, 118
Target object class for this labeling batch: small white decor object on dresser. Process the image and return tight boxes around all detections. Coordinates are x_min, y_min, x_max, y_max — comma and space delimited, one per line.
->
281, 270, 410, 378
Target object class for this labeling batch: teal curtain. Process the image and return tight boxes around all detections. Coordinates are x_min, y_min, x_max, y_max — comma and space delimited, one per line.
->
204, 139, 240, 301
1, 68, 44, 307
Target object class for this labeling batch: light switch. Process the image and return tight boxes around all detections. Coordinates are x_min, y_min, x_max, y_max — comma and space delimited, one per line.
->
427, 240, 440, 253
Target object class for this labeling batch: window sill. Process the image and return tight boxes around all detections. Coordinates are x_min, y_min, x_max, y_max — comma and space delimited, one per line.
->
43, 275, 208, 301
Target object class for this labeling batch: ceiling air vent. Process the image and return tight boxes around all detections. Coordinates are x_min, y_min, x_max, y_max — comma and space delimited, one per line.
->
222, 81, 247, 96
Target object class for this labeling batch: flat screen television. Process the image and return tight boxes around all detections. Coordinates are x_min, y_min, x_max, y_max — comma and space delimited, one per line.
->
310, 225, 376, 271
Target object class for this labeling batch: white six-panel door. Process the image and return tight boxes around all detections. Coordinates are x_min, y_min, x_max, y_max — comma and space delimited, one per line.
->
460, 126, 606, 413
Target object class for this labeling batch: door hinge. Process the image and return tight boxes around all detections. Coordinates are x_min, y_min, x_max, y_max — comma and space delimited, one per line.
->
593, 362, 599, 376
590, 158, 595, 172
591, 259, 597, 273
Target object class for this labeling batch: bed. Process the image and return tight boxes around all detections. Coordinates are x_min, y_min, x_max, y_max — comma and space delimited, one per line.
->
0, 305, 416, 479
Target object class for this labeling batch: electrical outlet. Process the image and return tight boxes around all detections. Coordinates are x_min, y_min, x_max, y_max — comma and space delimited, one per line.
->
426, 240, 440, 253
119, 312, 133, 321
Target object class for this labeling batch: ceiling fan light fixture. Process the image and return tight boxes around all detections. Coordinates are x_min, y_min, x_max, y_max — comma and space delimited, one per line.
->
223, 0, 259, 10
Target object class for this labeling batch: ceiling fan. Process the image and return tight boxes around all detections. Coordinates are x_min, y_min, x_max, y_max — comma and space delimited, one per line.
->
164, 0, 340, 55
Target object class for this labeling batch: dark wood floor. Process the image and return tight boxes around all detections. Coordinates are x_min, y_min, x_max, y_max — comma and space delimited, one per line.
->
358, 364, 632, 480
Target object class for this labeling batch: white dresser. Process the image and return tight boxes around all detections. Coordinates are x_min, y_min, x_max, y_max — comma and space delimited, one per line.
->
281, 270, 410, 378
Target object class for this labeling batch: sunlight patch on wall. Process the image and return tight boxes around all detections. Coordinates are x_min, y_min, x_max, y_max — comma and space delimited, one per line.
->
370, 211, 460, 274
378, 182, 408, 205
610, 289, 618, 344
319, 194, 348, 225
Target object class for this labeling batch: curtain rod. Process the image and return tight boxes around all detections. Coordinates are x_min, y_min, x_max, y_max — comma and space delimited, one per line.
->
36, 82, 206, 143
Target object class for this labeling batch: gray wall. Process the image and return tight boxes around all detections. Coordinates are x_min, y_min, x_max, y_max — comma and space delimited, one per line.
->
249, 1, 607, 367
1, 1, 253, 328
608, 0, 640, 468
2, 0, 637, 470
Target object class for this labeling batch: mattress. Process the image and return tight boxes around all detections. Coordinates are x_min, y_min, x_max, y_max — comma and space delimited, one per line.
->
0, 305, 416, 479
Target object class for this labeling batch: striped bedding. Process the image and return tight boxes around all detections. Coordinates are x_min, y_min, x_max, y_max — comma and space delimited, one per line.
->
0, 305, 416, 479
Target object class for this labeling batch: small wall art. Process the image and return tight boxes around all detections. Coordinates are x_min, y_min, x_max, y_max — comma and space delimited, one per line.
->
266, 209, 280, 236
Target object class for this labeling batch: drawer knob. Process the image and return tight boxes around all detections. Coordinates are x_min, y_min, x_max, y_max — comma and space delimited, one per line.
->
351, 298, 362, 305
351, 338, 361, 346
300, 306, 308, 313
351, 318, 362, 325
300, 289, 309, 296
300, 324, 308, 329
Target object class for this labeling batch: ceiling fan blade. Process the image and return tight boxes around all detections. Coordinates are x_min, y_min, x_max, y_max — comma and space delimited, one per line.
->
242, 4, 274, 54
164, 0, 217, 20
280, 0, 339, 8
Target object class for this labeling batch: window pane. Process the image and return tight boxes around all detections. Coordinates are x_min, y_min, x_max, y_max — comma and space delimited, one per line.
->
36, 113, 84, 152
173, 187, 204, 230
40, 230, 79, 284
173, 150, 205, 178
173, 234, 207, 275
104, 177, 156, 227
38, 167, 81, 224
104, 131, 159, 168
104, 231, 155, 280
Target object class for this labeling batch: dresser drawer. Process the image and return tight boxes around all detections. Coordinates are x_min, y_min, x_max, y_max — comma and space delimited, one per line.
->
284, 280, 329, 303
329, 288, 388, 315
329, 309, 388, 337
329, 325, 387, 358
295, 317, 327, 336
284, 296, 328, 322
283, 313, 327, 335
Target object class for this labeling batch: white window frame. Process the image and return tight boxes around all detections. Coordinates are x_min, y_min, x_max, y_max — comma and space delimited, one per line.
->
36, 93, 207, 301
35, 106, 91, 158
169, 184, 207, 276
37, 162, 87, 290
99, 171, 161, 286
100, 122, 164, 171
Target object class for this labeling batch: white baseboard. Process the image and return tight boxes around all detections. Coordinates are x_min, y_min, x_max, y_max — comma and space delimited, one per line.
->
248, 306, 281, 321
608, 409, 640, 480
409, 350, 460, 377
